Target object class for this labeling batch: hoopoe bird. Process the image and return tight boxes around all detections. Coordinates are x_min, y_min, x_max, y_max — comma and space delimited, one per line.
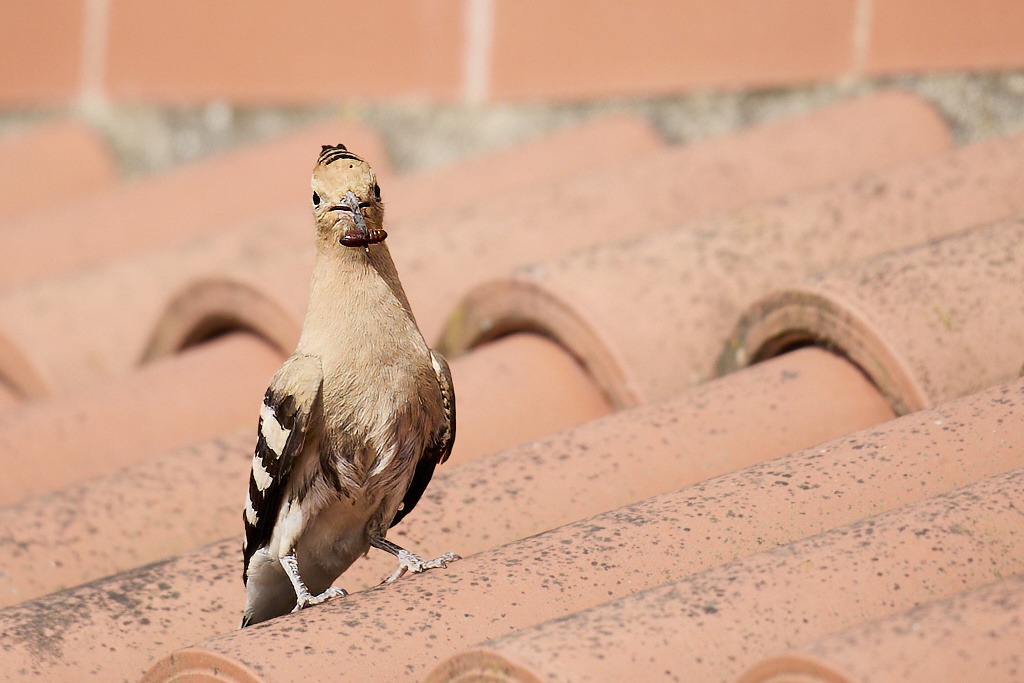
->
241, 144, 458, 627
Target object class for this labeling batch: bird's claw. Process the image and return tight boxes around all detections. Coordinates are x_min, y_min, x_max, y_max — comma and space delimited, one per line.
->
292, 586, 348, 612
381, 549, 461, 584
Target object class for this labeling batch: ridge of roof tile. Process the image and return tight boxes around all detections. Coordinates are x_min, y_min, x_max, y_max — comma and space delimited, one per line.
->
0, 347, 889, 611
721, 217, 1024, 414
147, 378, 1024, 683
384, 113, 665, 226
738, 573, 1024, 683
441, 126, 1024, 406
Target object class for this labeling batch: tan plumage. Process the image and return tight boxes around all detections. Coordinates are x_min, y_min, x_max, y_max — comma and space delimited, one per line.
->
241, 144, 457, 627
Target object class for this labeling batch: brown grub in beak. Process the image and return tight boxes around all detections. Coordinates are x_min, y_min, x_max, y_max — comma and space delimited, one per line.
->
339, 227, 388, 248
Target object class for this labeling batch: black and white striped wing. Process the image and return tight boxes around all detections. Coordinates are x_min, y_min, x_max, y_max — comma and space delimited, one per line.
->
390, 350, 456, 528
242, 356, 323, 584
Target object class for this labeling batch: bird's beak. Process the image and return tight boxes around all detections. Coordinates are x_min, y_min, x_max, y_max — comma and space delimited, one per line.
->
343, 190, 368, 237
336, 190, 387, 251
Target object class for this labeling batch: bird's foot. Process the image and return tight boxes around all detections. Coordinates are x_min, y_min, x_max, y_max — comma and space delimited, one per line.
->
381, 549, 461, 584
369, 536, 460, 584
292, 586, 348, 612
281, 550, 348, 613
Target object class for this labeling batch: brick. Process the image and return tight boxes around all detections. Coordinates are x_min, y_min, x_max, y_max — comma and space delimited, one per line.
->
867, 0, 1024, 73
490, 0, 857, 100
0, 0, 83, 104
105, 0, 463, 103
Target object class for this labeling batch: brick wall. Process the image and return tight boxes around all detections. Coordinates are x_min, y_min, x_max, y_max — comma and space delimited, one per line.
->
3, 0, 1024, 106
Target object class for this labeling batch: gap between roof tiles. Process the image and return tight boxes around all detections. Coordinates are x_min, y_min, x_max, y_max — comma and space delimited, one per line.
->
4, 72, 1024, 180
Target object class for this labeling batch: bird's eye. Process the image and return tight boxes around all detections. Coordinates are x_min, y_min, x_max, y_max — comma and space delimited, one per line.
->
373, 184, 381, 201
312, 191, 321, 206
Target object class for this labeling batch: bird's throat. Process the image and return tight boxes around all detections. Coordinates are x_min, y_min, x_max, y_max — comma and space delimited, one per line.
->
297, 246, 417, 359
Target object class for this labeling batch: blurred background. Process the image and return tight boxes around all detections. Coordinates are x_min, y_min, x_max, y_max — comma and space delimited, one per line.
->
3, 0, 1024, 178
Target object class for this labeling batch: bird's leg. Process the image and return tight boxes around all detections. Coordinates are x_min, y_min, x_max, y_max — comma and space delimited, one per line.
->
280, 550, 348, 612
370, 537, 461, 584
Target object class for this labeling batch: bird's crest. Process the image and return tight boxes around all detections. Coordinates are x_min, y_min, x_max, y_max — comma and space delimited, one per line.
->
317, 143, 363, 167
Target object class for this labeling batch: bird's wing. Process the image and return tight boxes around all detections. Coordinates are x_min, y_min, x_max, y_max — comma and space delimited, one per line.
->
390, 349, 456, 528
243, 354, 323, 584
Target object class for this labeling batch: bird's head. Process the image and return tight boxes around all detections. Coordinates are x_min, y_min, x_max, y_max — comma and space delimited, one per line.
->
310, 144, 386, 252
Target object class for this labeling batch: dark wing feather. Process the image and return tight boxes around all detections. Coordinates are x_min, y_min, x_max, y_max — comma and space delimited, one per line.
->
242, 356, 322, 584
390, 350, 455, 528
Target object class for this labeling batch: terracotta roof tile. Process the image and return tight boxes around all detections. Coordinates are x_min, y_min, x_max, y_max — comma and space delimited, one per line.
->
1, 90, 1022, 682
0, 432, 251, 609
0, 346, 902, 680
442, 128, 1024, 407
0, 329, 608, 513
142, 378, 1024, 682
0, 119, 385, 289
383, 113, 665, 225
397, 90, 951, 344
424, 465, 1024, 683
0, 120, 117, 220
0, 113, 663, 294
0, 92, 943, 402
0, 347, 888, 611
0, 224, 310, 398
444, 333, 613, 464
0, 333, 280, 507
721, 218, 1024, 414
